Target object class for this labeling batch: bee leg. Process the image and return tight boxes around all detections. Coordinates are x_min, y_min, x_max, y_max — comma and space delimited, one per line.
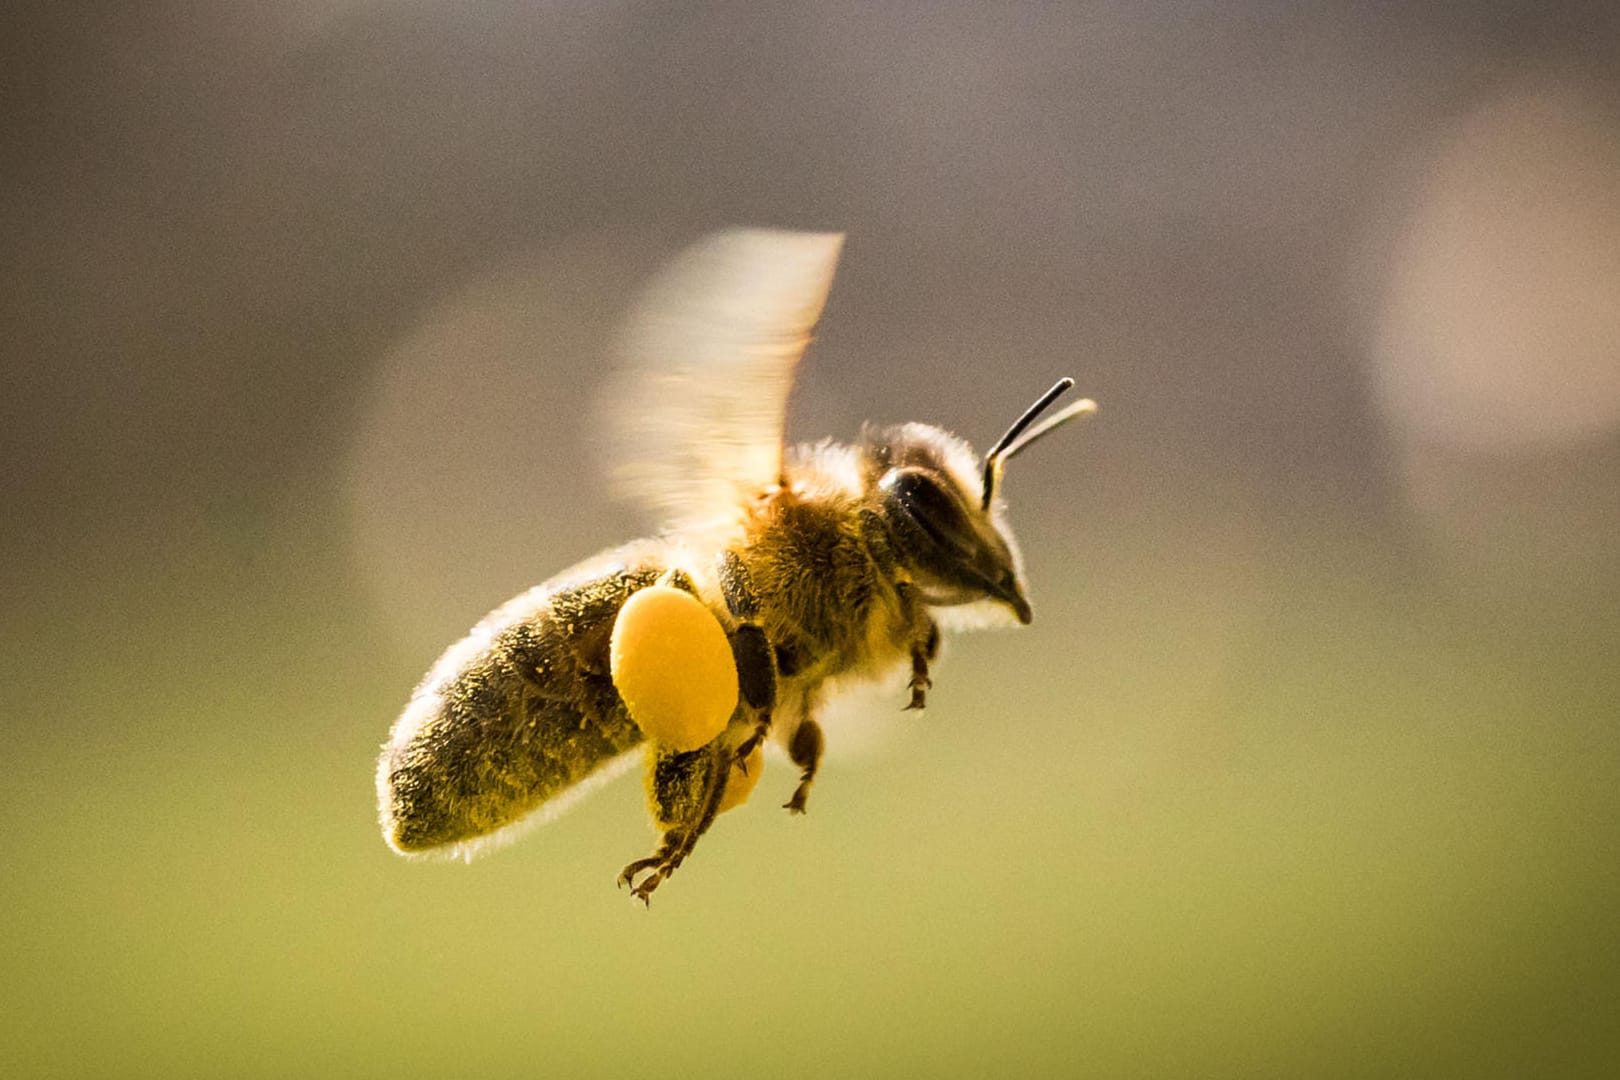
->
905, 617, 940, 711
782, 717, 824, 815
656, 568, 699, 595
620, 742, 730, 905
615, 851, 669, 890
627, 793, 727, 904
718, 550, 778, 770
863, 511, 940, 712
731, 625, 776, 771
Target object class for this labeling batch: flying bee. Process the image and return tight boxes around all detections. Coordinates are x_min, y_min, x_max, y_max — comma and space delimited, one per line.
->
376, 228, 1096, 903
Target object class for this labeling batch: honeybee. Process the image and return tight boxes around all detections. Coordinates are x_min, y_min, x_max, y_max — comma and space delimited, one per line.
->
376, 229, 1096, 902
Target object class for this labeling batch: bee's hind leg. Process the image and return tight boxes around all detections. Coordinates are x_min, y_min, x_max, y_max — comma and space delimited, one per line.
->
616, 827, 699, 904
656, 567, 699, 595
615, 849, 670, 892
619, 742, 730, 905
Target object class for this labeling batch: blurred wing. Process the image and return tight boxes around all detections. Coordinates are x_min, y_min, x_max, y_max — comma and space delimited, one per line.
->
604, 228, 845, 530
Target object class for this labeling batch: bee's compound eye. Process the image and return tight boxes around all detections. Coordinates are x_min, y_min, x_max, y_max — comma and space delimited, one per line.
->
880, 467, 976, 559
610, 585, 739, 752
717, 744, 763, 815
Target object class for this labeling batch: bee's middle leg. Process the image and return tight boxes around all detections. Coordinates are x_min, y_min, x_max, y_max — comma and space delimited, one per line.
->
782, 716, 823, 815
718, 550, 777, 767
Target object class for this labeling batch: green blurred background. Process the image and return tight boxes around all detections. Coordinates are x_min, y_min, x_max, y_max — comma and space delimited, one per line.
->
5, 4, 1619, 1077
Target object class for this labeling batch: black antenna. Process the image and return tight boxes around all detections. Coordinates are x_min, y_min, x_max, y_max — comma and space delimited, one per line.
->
981, 377, 1097, 509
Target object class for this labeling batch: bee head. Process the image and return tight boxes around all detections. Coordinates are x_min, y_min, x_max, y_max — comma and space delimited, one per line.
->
862, 379, 1096, 626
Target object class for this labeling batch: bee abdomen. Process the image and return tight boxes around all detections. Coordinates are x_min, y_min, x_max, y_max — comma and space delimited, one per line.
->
379, 564, 658, 855
381, 665, 643, 852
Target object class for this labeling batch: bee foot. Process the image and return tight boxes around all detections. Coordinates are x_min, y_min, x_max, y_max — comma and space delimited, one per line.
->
616, 856, 662, 891
620, 841, 692, 903
619, 861, 671, 905
734, 718, 770, 769
782, 720, 820, 816
905, 674, 931, 711
630, 872, 665, 906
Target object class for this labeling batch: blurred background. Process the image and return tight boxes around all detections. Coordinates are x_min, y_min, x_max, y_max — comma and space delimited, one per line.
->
4, 3, 1618, 1077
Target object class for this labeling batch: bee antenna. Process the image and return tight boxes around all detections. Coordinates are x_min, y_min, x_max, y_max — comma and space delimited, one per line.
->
981, 377, 1098, 509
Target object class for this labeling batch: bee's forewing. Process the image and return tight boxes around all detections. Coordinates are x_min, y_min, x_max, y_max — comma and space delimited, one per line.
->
604, 228, 845, 530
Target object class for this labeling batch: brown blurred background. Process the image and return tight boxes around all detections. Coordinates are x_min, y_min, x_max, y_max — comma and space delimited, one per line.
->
4, 3, 1618, 1078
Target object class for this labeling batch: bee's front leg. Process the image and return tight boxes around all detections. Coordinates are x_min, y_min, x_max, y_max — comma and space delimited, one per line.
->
718, 550, 777, 769
906, 616, 940, 711
863, 511, 941, 712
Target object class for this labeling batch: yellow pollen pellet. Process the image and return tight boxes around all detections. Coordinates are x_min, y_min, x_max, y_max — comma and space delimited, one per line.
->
717, 745, 764, 814
609, 584, 738, 752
